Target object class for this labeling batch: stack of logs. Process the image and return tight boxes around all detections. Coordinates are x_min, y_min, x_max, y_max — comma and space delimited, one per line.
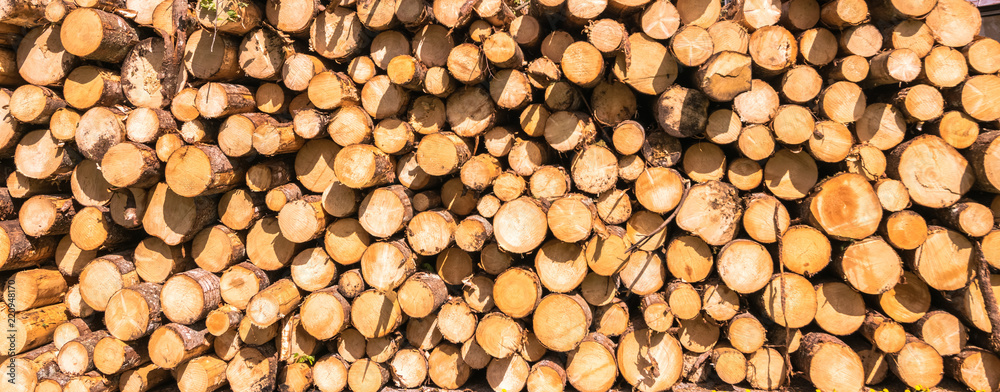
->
3, 0, 1000, 392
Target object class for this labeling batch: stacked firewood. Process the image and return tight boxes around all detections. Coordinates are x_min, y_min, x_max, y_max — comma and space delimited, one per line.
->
3, 0, 1000, 392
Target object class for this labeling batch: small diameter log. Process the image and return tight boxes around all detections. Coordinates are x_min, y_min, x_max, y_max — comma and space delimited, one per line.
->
93, 336, 147, 374
53, 317, 99, 350
18, 24, 78, 86
862, 311, 907, 354
4, 268, 65, 313
571, 144, 618, 195
57, 330, 110, 375
64, 66, 124, 111
334, 144, 397, 189
666, 282, 702, 321
165, 144, 246, 198
245, 278, 301, 328
149, 323, 213, 369
219, 262, 271, 312
619, 250, 667, 296
793, 333, 864, 392
881, 210, 928, 250
893, 84, 943, 122
965, 130, 1000, 193
217, 189, 262, 228
276, 195, 327, 243
191, 225, 245, 273
490, 266, 542, 319
104, 282, 162, 341
17, 129, 81, 180
711, 346, 747, 385
736, 0, 782, 30
324, 218, 370, 266
923, 46, 968, 88
877, 271, 931, 325
173, 355, 227, 392
674, 180, 742, 246
133, 237, 192, 284
288, 247, 336, 292
205, 304, 243, 337
360, 239, 417, 292
758, 273, 817, 328
161, 269, 221, 325
533, 241, 587, 292
936, 200, 994, 238
356, 185, 413, 239
216, 113, 275, 158
194, 83, 255, 119
143, 183, 218, 246
728, 313, 766, 354
70, 205, 133, 252
641, 293, 674, 332
406, 209, 457, 256
19, 195, 76, 237
923, 111, 979, 149
124, 108, 174, 145
10, 85, 66, 124
118, 362, 170, 392
247, 216, 303, 271
805, 173, 881, 240
100, 142, 161, 189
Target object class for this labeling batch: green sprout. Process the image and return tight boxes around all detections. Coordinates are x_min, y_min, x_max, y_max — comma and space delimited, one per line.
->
291, 353, 315, 365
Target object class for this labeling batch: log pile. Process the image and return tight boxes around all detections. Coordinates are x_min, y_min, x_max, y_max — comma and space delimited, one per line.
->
2, 0, 1000, 392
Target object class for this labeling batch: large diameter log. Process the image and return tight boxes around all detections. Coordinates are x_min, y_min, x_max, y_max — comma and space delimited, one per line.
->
105, 283, 162, 341
675, 180, 742, 246
946, 347, 1000, 392
161, 269, 221, 325
3, 268, 65, 312
227, 344, 279, 392
910, 226, 974, 291
833, 236, 903, 294
61, 8, 138, 62
889, 335, 944, 389
493, 197, 548, 254
794, 333, 865, 392
165, 145, 245, 197
805, 173, 881, 240
532, 293, 592, 352
716, 239, 773, 294
758, 273, 816, 329
351, 290, 404, 339
654, 85, 708, 138
17, 25, 78, 86
143, 183, 218, 246
16, 129, 81, 180
617, 328, 684, 392
9, 304, 69, 355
